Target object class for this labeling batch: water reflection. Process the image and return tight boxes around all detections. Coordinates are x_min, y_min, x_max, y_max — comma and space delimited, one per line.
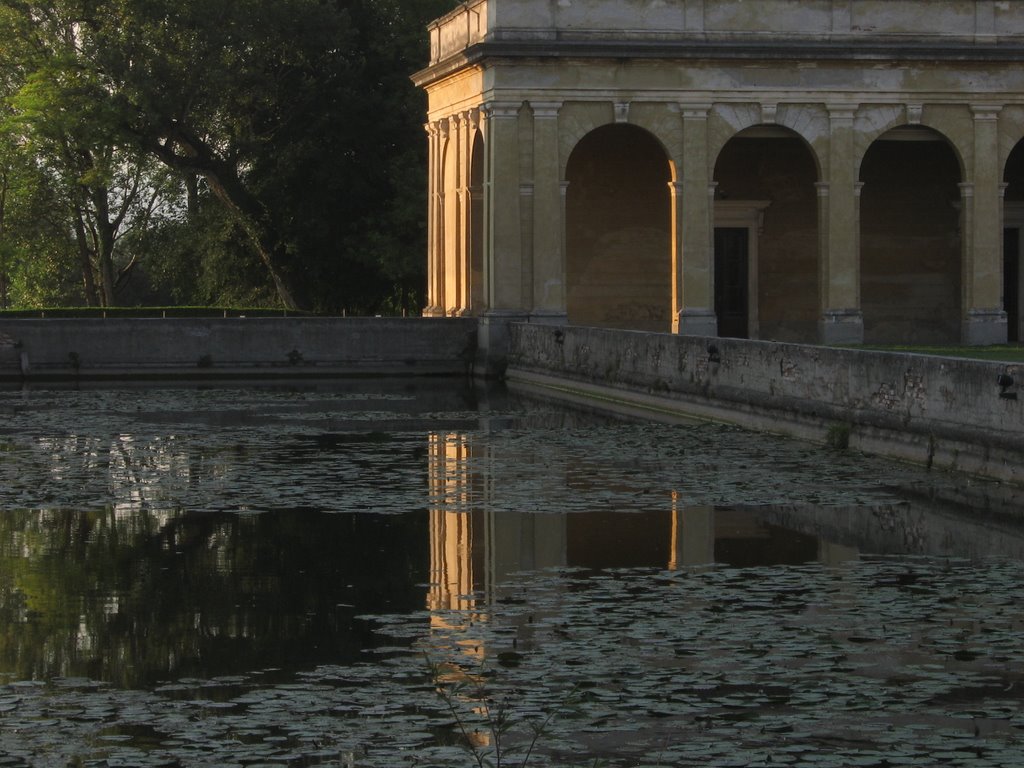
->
426, 431, 1024, 613
0, 508, 428, 688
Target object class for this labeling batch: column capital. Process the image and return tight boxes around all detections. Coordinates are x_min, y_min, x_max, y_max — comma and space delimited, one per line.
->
530, 101, 562, 120
815, 181, 830, 197
826, 104, 857, 122
483, 101, 522, 120
971, 105, 1002, 121
681, 103, 712, 120
959, 182, 975, 199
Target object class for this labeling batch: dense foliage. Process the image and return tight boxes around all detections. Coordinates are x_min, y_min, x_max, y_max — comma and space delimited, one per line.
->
0, 0, 453, 313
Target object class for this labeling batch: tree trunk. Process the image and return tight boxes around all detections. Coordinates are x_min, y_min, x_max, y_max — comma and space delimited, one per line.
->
92, 187, 117, 306
72, 212, 100, 307
146, 134, 307, 310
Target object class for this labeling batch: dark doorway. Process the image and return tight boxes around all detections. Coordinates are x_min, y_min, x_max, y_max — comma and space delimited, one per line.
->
715, 227, 750, 338
1006, 228, 1020, 343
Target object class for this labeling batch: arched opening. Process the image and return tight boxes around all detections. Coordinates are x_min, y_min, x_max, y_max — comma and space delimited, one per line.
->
713, 127, 820, 342
469, 131, 485, 315
859, 126, 962, 344
1003, 139, 1024, 343
565, 124, 672, 332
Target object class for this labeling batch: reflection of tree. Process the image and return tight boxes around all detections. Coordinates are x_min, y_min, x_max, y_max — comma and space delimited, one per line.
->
0, 509, 428, 688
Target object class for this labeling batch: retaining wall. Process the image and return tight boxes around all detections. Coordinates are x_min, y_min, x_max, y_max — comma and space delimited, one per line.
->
506, 323, 1024, 484
0, 317, 477, 381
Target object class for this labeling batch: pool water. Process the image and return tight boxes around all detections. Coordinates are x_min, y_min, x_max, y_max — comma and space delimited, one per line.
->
0, 381, 1021, 766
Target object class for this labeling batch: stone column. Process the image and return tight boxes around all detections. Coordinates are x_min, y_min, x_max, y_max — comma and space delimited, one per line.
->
531, 101, 567, 323
455, 111, 475, 316
674, 104, 717, 336
442, 116, 460, 315
478, 101, 528, 376
485, 102, 524, 311
962, 106, 1008, 345
423, 122, 446, 317
818, 106, 864, 344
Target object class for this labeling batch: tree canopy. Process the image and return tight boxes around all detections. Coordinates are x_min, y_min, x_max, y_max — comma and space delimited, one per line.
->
0, 0, 454, 312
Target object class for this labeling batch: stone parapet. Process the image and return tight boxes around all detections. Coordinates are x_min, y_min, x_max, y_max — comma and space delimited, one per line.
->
0, 318, 478, 381
506, 322, 1024, 484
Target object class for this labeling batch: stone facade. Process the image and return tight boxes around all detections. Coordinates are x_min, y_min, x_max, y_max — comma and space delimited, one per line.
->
413, 0, 1024, 347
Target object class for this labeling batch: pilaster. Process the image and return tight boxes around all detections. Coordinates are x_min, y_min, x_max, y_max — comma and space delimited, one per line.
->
675, 104, 717, 337
442, 116, 460, 315
455, 112, 475, 315
423, 122, 446, 317
963, 106, 1008, 345
485, 102, 524, 311
530, 101, 567, 322
819, 106, 864, 344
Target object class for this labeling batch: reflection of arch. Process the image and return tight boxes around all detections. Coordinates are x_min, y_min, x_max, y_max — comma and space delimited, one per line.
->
1003, 140, 1024, 342
713, 126, 820, 341
565, 124, 672, 332
860, 126, 962, 344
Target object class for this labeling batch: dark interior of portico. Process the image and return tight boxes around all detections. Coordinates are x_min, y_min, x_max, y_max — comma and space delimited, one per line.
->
565, 124, 672, 332
860, 129, 962, 344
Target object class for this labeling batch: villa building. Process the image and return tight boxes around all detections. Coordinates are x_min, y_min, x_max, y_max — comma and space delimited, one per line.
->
413, 0, 1024, 348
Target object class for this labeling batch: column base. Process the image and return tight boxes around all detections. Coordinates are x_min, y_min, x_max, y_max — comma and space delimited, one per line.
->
962, 309, 1008, 346
818, 309, 864, 345
477, 310, 531, 379
673, 309, 718, 337
422, 305, 446, 318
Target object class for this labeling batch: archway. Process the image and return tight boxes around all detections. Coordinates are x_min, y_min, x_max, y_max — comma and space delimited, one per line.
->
712, 127, 820, 342
1003, 139, 1024, 343
859, 127, 962, 344
565, 124, 672, 332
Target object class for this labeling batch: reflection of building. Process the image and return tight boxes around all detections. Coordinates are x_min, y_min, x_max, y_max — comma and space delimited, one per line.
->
426, 433, 851, 615
415, 0, 1024, 346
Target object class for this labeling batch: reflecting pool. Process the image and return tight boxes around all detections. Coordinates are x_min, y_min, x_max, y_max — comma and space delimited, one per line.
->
0, 381, 1022, 767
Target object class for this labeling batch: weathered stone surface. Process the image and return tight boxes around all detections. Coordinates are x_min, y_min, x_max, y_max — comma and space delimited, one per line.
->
506, 322, 1024, 483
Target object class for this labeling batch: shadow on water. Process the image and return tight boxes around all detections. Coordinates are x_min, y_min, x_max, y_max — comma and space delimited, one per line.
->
0, 379, 1023, 766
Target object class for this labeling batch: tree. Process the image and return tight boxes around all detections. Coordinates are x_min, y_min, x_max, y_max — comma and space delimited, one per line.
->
0, 0, 457, 312
1, 2, 185, 307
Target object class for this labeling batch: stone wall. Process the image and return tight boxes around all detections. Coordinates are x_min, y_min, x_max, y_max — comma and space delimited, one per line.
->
0, 318, 477, 381
505, 322, 1024, 483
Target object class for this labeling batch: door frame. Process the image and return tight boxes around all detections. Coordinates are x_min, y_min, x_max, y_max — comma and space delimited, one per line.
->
714, 200, 770, 339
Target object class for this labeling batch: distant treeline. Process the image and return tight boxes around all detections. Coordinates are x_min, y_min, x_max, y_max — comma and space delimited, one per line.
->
0, 0, 457, 315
